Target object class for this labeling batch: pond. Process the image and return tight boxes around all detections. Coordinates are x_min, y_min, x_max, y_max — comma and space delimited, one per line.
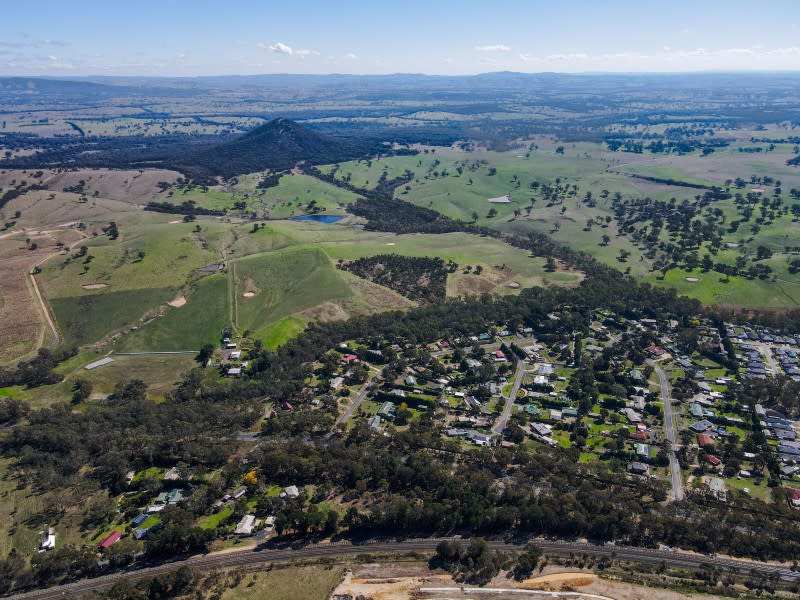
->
289, 214, 345, 224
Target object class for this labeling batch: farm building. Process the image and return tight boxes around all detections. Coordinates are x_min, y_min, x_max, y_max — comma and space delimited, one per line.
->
487, 195, 511, 203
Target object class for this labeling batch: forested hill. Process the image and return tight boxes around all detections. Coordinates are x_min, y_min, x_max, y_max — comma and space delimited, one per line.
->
174, 117, 377, 180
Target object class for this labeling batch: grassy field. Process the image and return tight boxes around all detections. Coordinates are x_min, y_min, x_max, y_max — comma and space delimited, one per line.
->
159, 173, 361, 219
268, 221, 583, 295
220, 565, 344, 600
116, 274, 230, 352
50, 287, 176, 348
324, 140, 800, 307
645, 268, 800, 308
234, 246, 353, 337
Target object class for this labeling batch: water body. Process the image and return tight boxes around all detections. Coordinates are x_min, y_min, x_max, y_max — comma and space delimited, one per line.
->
289, 214, 345, 224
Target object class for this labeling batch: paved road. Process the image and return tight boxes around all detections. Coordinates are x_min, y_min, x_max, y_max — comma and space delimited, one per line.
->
493, 359, 526, 434
327, 368, 382, 437
10, 536, 799, 599
649, 360, 684, 502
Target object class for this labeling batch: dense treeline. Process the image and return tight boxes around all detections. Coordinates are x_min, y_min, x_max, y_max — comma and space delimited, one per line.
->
3, 378, 261, 494
339, 254, 449, 303
144, 200, 225, 217
0, 347, 77, 388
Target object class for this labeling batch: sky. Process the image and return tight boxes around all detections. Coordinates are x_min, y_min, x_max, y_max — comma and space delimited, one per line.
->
2, 0, 799, 77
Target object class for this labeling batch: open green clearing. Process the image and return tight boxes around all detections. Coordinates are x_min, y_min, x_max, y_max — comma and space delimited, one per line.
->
326, 140, 800, 307
35, 200, 581, 353
220, 565, 344, 600
234, 246, 353, 335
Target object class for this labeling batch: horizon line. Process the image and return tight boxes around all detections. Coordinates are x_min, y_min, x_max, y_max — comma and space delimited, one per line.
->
4, 69, 800, 80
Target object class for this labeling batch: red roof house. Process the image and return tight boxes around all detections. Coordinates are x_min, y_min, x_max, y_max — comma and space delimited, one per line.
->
341, 354, 358, 364
789, 488, 800, 507
98, 530, 122, 550
707, 454, 721, 466
697, 433, 714, 447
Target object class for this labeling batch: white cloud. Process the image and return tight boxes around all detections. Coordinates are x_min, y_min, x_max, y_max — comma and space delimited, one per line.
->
268, 42, 293, 55
475, 44, 511, 52
345, 52, 358, 60
258, 41, 319, 57
47, 55, 58, 61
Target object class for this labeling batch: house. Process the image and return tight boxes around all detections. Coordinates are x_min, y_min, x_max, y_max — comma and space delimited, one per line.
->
550, 409, 563, 421
234, 514, 258, 536
131, 513, 148, 527
226, 367, 242, 377
524, 404, 541, 417
624, 408, 642, 424
446, 428, 469, 437
404, 375, 417, 386
708, 477, 727, 501
282, 485, 300, 499
264, 515, 276, 531
789, 488, 800, 508
493, 350, 506, 362
635, 443, 650, 457
369, 415, 382, 430
341, 354, 359, 364
531, 422, 552, 437
533, 375, 548, 386
697, 433, 715, 447
330, 376, 344, 391
630, 430, 649, 441
629, 395, 646, 411
377, 401, 396, 420
229, 351, 241, 360
708, 455, 721, 467
689, 419, 714, 433
163, 466, 181, 481
628, 462, 649, 475
38, 528, 56, 553
98, 531, 122, 550
563, 407, 579, 418
466, 430, 494, 446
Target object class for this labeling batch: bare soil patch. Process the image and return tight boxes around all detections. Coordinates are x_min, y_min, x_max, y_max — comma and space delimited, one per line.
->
243, 292, 256, 298
298, 301, 349, 323
685, 277, 700, 282
81, 283, 107, 290
0, 233, 80, 363
167, 295, 187, 308
517, 572, 597, 591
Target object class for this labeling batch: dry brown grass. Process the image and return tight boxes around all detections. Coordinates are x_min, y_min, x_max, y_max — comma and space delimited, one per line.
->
0, 229, 82, 363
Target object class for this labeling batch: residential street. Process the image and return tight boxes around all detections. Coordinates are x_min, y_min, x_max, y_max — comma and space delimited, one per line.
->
493, 358, 526, 434
649, 360, 685, 501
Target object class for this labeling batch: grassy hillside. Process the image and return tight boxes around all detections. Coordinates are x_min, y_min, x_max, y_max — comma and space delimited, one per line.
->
325, 140, 800, 307
50, 287, 175, 348
116, 274, 230, 352
234, 246, 353, 337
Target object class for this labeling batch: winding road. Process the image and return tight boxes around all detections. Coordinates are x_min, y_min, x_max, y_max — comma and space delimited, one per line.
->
9, 536, 799, 599
649, 360, 684, 502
